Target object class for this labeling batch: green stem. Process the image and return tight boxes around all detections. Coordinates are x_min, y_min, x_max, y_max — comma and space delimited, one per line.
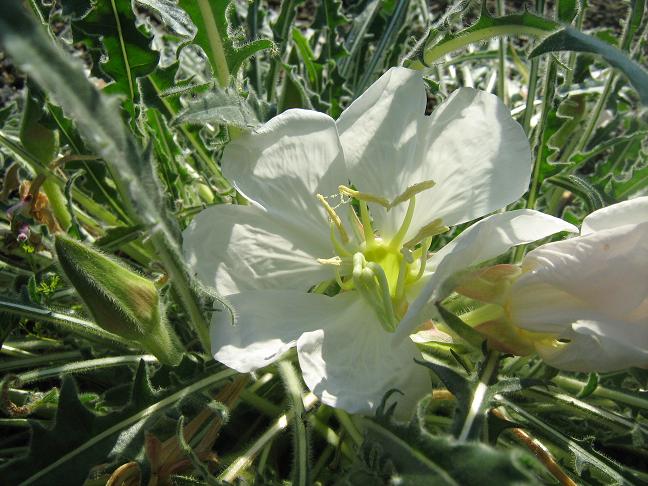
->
522, 0, 545, 134
0, 345, 36, 358
572, 73, 617, 155
0, 351, 82, 373
458, 350, 500, 441
499, 396, 635, 485
0, 297, 132, 349
496, 0, 507, 102
521, 60, 539, 134
0, 132, 121, 226
239, 389, 283, 417
334, 409, 364, 447
16, 354, 157, 384
564, 2, 586, 86
523, 387, 647, 434
278, 361, 309, 486
570, 2, 638, 156
196, 0, 230, 87
512, 56, 557, 263
149, 231, 211, 353
219, 392, 319, 483
527, 59, 556, 211
552, 375, 648, 411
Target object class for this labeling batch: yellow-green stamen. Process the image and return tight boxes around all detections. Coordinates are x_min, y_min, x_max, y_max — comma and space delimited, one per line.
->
389, 196, 416, 249
403, 218, 449, 249
314, 182, 446, 332
317, 193, 349, 243
339, 185, 390, 208
389, 179, 436, 208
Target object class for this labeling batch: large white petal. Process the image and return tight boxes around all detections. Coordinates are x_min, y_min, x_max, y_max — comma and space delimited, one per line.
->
183, 204, 333, 295
507, 281, 600, 335
535, 319, 648, 372
395, 210, 578, 340
581, 196, 648, 235
222, 109, 347, 227
211, 291, 335, 373
297, 292, 430, 418
337, 67, 426, 202
381, 88, 533, 239
516, 221, 648, 321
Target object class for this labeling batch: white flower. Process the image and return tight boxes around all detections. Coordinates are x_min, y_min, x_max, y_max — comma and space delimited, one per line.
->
508, 197, 648, 372
183, 67, 573, 416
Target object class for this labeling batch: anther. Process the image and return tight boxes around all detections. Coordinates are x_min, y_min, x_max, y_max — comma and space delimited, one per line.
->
317, 257, 342, 266
338, 185, 390, 208
389, 179, 436, 209
403, 218, 449, 249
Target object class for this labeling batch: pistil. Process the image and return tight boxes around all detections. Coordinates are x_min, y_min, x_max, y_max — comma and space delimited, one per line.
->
359, 200, 376, 246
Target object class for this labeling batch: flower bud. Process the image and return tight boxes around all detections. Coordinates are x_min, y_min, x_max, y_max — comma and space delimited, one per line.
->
455, 264, 521, 304
55, 235, 183, 365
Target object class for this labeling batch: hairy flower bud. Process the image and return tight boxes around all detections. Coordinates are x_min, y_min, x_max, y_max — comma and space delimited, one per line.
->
55, 235, 183, 365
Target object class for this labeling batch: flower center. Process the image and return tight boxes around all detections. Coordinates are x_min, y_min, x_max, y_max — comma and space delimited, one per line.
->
316, 182, 448, 332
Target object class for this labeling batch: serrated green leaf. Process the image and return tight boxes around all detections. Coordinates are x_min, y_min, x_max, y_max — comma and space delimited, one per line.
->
135, 0, 196, 38
20, 85, 58, 164
292, 28, 321, 91
174, 87, 260, 128
530, 27, 648, 104
60, 0, 93, 18
0, 363, 237, 485
46, 103, 130, 223
278, 60, 314, 112
337, 0, 380, 80
177, 0, 273, 85
606, 160, 648, 199
436, 304, 485, 350
0, 370, 159, 485
71, 0, 160, 118
501, 396, 641, 485
0, 1, 170, 231
414, 9, 560, 67
356, 0, 410, 93
416, 359, 472, 436
353, 418, 539, 485
557, 0, 580, 23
